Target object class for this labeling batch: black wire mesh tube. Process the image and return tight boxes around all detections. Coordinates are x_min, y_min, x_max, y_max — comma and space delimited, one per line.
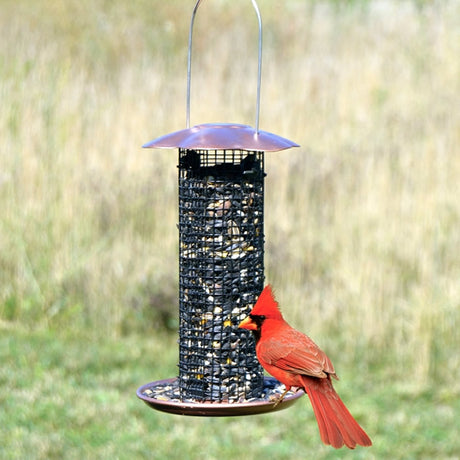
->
178, 148, 265, 402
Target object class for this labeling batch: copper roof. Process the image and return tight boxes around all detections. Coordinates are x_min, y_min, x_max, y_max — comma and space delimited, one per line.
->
143, 123, 299, 152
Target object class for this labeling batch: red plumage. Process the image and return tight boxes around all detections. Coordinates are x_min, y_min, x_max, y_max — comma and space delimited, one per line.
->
239, 285, 372, 449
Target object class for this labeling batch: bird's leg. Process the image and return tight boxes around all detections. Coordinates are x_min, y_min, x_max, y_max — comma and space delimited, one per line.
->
272, 387, 290, 407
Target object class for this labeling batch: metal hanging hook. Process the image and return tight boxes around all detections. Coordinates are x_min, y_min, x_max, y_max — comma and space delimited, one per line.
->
186, 0, 263, 133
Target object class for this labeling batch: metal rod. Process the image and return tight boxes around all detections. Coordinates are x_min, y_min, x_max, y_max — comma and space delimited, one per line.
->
186, 0, 263, 133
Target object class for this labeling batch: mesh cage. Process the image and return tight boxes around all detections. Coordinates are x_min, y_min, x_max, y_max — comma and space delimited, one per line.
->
178, 148, 265, 402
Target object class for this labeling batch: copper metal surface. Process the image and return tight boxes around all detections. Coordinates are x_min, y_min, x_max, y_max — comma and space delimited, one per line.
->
136, 377, 305, 417
143, 123, 299, 152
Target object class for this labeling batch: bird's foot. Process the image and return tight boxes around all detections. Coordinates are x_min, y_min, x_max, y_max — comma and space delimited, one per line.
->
271, 387, 290, 407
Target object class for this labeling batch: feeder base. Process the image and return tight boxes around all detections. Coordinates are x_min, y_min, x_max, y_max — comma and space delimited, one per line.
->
136, 377, 304, 417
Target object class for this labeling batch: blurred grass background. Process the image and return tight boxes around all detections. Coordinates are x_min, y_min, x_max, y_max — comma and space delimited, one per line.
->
1, 0, 459, 458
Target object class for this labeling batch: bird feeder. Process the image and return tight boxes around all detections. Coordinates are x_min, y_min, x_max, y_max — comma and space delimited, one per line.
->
137, 0, 302, 416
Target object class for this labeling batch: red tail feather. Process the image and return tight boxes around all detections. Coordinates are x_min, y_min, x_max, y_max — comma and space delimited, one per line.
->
301, 376, 372, 449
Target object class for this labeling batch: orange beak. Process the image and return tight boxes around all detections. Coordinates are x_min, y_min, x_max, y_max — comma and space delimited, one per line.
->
238, 316, 257, 330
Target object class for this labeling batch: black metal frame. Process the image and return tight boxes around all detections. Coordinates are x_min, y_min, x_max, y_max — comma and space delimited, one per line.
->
177, 148, 265, 401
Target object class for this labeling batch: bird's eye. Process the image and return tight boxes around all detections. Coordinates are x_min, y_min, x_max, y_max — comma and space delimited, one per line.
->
249, 314, 266, 325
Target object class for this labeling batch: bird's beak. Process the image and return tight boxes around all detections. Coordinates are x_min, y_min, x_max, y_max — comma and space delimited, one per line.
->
238, 316, 257, 330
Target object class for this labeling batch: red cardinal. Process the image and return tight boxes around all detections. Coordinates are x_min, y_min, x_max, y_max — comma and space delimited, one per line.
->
238, 285, 372, 449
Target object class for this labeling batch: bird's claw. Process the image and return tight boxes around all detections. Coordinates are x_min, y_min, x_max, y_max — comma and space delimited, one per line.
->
271, 387, 290, 407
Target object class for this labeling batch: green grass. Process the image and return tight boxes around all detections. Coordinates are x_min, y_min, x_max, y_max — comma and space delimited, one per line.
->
1, 0, 460, 458
2, 328, 459, 460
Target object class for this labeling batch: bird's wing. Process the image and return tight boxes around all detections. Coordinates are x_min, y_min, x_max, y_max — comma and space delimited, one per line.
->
257, 326, 336, 379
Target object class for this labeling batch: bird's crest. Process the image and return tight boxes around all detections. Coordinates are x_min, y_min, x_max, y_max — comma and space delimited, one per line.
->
250, 285, 283, 320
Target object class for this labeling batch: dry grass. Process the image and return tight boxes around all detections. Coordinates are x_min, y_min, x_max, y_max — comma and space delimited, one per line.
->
1, 0, 459, 390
